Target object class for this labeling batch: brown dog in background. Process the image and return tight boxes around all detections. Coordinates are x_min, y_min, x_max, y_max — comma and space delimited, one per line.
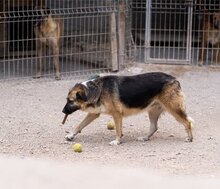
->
198, 12, 220, 66
34, 8, 63, 80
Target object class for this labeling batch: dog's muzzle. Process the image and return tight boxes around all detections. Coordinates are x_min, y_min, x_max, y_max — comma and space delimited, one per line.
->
62, 103, 80, 115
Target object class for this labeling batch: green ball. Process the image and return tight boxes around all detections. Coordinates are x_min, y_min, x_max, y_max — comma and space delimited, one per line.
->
107, 121, 115, 130
73, 143, 82, 153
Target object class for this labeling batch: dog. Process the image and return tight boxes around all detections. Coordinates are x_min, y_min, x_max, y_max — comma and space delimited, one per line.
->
62, 72, 194, 145
34, 8, 63, 80
198, 12, 220, 65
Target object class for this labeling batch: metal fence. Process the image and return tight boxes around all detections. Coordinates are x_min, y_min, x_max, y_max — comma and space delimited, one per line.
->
130, 0, 220, 66
193, 0, 220, 66
1, 0, 220, 80
0, 0, 120, 80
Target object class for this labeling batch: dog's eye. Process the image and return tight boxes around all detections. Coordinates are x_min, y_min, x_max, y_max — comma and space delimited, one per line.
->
76, 92, 87, 101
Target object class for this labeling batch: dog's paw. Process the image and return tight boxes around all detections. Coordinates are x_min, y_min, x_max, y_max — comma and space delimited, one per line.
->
137, 136, 149, 142
33, 73, 41, 79
65, 133, 75, 141
55, 75, 61, 80
185, 137, 193, 142
109, 140, 121, 146
198, 62, 203, 67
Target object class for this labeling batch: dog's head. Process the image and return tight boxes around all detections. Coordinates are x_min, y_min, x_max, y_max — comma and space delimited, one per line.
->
34, 6, 50, 16
34, 6, 51, 27
213, 13, 220, 29
62, 79, 102, 115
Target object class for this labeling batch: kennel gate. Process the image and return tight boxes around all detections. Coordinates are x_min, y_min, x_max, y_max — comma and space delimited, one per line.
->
131, 0, 220, 65
131, 0, 193, 64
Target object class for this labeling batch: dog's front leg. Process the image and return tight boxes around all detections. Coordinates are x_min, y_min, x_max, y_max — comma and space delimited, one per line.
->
212, 44, 220, 65
53, 43, 61, 80
198, 38, 207, 66
109, 113, 123, 145
34, 39, 44, 78
65, 113, 100, 141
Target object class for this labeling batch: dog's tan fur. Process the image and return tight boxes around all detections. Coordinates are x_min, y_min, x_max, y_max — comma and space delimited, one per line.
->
64, 76, 193, 145
198, 12, 220, 65
34, 11, 63, 80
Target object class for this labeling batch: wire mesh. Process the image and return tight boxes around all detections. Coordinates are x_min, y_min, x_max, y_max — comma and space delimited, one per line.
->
129, 0, 220, 66
1, 0, 220, 81
0, 0, 120, 80
130, 0, 191, 64
193, 0, 220, 66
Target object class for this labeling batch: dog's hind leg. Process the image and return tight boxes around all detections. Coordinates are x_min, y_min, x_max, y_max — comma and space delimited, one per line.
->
198, 45, 207, 66
198, 34, 208, 66
137, 103, 163, 142
212, 44, 220, 65
34, 39, 44, 78
51, 39, 61, 80
109, 113, 123, 145
65, 113, 100, 141
158, 82, 194, 142
165, 106, 193, 142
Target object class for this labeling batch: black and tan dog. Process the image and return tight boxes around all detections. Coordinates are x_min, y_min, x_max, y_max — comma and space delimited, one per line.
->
198, 12, 220, 65
62, 72, 194, 145
34, 7, 63, 80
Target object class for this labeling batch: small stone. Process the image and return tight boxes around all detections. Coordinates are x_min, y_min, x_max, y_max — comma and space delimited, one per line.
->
208, 137, 214, 140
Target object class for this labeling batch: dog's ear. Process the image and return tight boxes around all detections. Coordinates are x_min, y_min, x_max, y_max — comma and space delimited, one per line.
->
86, 80, 102, 104
76, 91, 87, 102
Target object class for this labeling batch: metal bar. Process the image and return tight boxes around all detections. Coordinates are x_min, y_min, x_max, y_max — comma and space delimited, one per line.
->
118, 0, 126, 68
144, 0, 151, 63
110, 12, 118, 71
186, 0, 193, 63
147, 58, 190, 64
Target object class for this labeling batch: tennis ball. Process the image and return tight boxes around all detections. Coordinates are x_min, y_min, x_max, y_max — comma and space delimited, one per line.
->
107, 120, 115, 130
73, 143, 82, 153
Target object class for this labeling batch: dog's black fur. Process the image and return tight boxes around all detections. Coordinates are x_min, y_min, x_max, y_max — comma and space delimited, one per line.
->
117, 73, 176, 108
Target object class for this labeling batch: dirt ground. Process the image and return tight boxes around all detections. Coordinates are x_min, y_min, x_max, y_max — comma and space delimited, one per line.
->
0, 64, 220, 177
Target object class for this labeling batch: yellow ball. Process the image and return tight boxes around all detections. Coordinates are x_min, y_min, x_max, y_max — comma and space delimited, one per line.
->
107, 120, 115, 130
73, 143, 82, 153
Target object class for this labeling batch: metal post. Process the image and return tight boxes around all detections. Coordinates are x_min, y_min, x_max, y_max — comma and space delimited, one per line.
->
144, 0, 152, 63
110, 12, 119, 71
118, 0, 126, 68
186, 0, 193, 63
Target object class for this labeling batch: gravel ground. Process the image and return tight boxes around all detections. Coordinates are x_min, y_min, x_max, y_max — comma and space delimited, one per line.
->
0, 64, 220, 177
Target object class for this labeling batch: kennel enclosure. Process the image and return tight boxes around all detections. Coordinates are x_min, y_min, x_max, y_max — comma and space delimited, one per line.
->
0, 0, 220, 80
